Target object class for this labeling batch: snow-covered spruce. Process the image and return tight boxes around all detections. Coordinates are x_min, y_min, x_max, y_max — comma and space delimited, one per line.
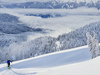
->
1, 21, 100, 63
86, 32, 100, 59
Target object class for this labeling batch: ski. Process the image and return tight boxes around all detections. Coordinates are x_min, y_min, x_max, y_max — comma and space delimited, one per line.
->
8, 67, 11, 69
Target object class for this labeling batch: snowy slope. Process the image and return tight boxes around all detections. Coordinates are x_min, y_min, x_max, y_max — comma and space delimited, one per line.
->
0, 46, 92, 75
37, 56, 100, 75
0, 7, 100, 64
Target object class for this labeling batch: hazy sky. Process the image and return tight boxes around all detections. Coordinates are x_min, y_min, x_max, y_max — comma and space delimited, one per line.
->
0, 0, 51, 3
0, 0, 98, 3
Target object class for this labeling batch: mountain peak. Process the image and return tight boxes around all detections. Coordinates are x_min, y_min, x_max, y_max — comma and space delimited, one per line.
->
0, 0, 98, 4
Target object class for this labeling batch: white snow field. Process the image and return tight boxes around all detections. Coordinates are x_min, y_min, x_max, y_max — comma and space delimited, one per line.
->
0, 46, 97, 75
0, 7, 100, 75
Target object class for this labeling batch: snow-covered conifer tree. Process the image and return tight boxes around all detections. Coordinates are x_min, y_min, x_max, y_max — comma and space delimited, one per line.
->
86, 32, 99, 59
93, 32, 100, 56
55, 41, 61, 51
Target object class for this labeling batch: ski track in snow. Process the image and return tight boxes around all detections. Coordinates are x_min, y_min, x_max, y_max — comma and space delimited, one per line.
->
0, 46, 92, 75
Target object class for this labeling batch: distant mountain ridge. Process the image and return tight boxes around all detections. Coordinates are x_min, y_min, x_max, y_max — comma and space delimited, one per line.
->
0, 0, 100, 9
0, 13, 46, 34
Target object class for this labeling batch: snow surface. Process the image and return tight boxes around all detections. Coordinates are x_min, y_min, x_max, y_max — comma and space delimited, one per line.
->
0, 46, 93, 75
37, 56, 100, 75
0, 7, 100, 75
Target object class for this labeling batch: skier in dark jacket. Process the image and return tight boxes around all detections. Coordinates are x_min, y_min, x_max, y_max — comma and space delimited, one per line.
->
7, 60, 12, 67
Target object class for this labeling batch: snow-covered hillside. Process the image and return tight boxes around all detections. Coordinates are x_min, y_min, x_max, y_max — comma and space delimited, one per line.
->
0, 7, 100, 63
0, 46, 93, 75
38, 57, 100, 75
0, 1, 100, 75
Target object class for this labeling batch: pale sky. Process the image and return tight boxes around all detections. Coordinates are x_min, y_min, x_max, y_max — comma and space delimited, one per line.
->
0, 0, 98, 3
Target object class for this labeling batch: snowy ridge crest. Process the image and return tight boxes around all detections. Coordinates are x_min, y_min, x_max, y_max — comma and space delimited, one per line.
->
0, 0, 100, 9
